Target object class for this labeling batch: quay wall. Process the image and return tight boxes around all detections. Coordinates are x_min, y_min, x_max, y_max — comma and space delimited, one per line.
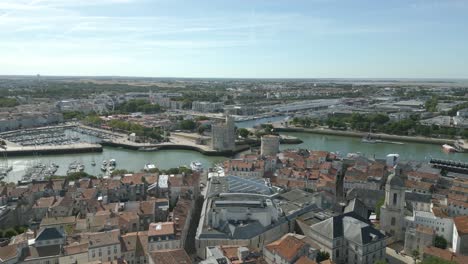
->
275, 127, 455, 145
101, 140, 250, 157
0, 145, 103, 156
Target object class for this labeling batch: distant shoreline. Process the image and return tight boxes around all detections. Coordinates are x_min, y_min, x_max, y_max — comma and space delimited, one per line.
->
275, 127, 456, 145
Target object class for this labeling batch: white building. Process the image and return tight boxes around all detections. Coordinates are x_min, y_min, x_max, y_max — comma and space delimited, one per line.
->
405, 210, 454, 242
452, 216, 468, 255
195, 177, 316, 259
306, 212, 387, 264
84, 229, 121, 262
147, 222, 180, 251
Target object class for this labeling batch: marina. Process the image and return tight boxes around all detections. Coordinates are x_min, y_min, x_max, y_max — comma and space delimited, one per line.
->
2, 130, 467, 183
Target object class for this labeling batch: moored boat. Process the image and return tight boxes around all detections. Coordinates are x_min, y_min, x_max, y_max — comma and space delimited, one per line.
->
442, 144, 457, 153
190, 161, 203, 172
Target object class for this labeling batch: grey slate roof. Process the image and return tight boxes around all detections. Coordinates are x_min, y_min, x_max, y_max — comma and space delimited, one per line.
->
344, 198, 370, 220
387, 172, 405, 188
405, 192, 432, 203
310, 212, 385, 245
35, 227, 64, 241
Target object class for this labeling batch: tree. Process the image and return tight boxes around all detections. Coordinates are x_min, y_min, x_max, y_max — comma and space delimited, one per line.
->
197, 126, 205, 135
375, 197, 385, 219
374, 261, 387, 264
179, 120, 196, 130
425, 96, 438, 112
412, 249, 420, 264
316, 251, 330, 262
237, 128, 250, 138
434, 235, 448, 249
4, 228, 18, 238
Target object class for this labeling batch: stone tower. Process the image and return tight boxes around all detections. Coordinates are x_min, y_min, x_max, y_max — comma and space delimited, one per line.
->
211, 115, 235, 152
380, 166, 406, 241
261, 135, 280, 156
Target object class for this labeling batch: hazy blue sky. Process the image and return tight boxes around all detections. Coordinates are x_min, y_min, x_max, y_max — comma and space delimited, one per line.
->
0, 0, 467, 78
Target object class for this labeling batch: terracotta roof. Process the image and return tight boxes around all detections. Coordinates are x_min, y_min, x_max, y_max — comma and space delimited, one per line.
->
139, 200, 156, 215
40, 216, 76, 227
83, 229, 120, 248
417, 226, 435, 235
63, 242, 89, 255
454, 216, 468, 235
448, 198, 468, 209
295, 256, 317, 264
432, 207, 449, 218
265, 234, 306, 262
408, 171, 439, 182
405, 180, 433, 191
172, 198, 191, 234
148, 249, 191, 264
309, 151, 329, 158
7, 186, 30, 197
424, 246, 468, 264
33, 196, 63, 208
148, 222, 175, 237
0, 244, 18, 262
120, 232, 138, 252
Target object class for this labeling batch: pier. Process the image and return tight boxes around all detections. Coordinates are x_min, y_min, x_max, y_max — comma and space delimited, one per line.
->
429, 158, 468, 174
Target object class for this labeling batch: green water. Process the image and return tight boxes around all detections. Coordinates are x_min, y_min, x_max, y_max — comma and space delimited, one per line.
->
2, 129, 466, 183
280, 132, 466, 161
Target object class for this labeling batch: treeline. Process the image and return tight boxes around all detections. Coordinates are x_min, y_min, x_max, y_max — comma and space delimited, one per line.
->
291, 113, 468, 138
0, 97, 19, 107
107, 119, 165, 141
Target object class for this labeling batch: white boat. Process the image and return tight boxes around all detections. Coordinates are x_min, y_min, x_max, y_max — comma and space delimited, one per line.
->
442, 144, 457, 153
190, 161, 203, 172
144, 163, 156, 171
109, 159, 116, 166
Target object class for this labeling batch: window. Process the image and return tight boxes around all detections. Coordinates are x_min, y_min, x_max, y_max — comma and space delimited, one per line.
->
391, 217, 396, 226
336, 250, 340, 258
393, 193, 398, 205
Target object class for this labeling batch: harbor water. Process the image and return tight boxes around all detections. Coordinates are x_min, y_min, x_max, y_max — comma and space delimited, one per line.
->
1, 117, 466, 183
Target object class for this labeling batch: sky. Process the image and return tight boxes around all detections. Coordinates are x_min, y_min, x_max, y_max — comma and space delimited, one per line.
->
0, 0, 467, 79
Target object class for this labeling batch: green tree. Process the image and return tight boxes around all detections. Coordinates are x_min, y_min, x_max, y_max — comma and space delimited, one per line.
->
0, 230, 4, 238
197, 126, 205, 135
179, 120, 196, 130
375, 197, 385, 219
316, 251, 330, 262
425, 96, 438, 112
0, 97, 19, 107
375, 261, 387, 264
434, 235, 448, 249
412, 250, 420, 264
237, 128, 250, 138
62, 111, 85, 120
4, 228, 18, 238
